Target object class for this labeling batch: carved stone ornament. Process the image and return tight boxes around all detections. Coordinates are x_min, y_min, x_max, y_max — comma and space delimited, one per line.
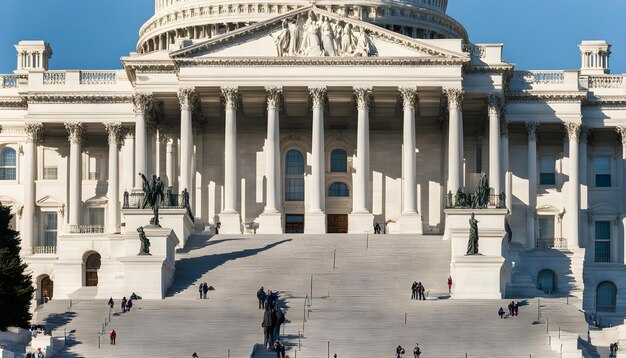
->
24, 122, 44, 145
399, 87, 418, 112
564, 121, 581, 142
64, 122, 85, 145
525, 121, 540, 141
443, 88, 464, 111
309, 86, 327, 109
132, 93, 154, 114
487, 93, 504, 118
221, 87, 240, 111
177, 87, 196, 111
265, 86, 283, 110
354, 87, 373, 111
500, 118, 510, 138
616, 126, 626, 147
104, 122, 124, 146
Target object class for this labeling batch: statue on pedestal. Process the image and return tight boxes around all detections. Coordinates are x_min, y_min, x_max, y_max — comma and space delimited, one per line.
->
473, 173, 490, 209
137, 227, 151, 255
446, 190, 453, 208
138, 173, 165, 227
466, 213, 480, 255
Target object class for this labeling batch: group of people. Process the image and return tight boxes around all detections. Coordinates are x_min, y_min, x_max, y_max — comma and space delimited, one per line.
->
198, 282, 211, 299
395, 343, 421, 357
25, 348, 45, 358
258, 286, 287, 354
610, 342, 619, 357
498, 301, 520, 319
411, 281, 427, 300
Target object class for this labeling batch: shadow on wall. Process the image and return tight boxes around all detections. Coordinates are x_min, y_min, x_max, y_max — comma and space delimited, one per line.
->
516, 248, 578, 297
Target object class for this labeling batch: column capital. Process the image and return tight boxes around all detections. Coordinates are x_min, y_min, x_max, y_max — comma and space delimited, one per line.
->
525, 121, 540, 141
265, 86, 283, 110
616, 126, 626, 147
564, 121, 581, 142
177, 87, 197, 111
308, 86, 327, 110
24, 122, 44, 145
132, 92, 154, 114
104, 122, 124, 146
353, 86, 373, 111
487, 92, 504, 118
399, 87, 418, 112
443, 88, 464, 111
64, 122, 85, 145
221, 86, 240, 111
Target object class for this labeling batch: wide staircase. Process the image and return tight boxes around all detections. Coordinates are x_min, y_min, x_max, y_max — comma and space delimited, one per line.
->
35, 233, 583, 357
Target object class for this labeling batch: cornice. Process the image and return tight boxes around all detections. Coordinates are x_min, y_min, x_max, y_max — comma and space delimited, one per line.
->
583, 96, 626, 108
175, 57, 466, 68
123, 60, 176, 73
508, 91, 587, 103
0, 97, 27, 110
464, 64, 515, 74
27, 93, 133, 104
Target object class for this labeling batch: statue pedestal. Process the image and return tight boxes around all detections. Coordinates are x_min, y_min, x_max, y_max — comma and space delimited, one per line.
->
119, 226, 179, 299
218, 211, 242, 234
257, 211, 283, 234
445, 209, 511, 299
122, 208, 194, 247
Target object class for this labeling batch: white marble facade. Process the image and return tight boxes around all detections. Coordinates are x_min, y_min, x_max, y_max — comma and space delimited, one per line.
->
1, 1, 626, 323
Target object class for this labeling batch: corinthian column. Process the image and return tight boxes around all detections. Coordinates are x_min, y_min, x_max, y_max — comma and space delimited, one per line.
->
258, 86, 284, 234
397, 87, 423, 234
23, 122, 43, 254
526, 121, 539, 249
617, 126, 626, 264
444, 88, 464, 192
306, 86, 327, 234
219, 87, 242, 234
65, 122, 85, 226
177, 88, 195, 200
132, 93, 153, 185
105, 123, 122, 234
348, 87, 375, 233
501, 119, 512, 212
565, 121, 581, 249
488, 93, 503, 196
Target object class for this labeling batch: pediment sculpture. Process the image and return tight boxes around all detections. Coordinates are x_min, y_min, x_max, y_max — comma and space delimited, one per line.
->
273, 11, 377, 58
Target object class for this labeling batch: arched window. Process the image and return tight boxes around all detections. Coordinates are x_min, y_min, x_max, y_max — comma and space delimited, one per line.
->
285, 150, 304, 201
0, 148, 17, 180
330, 149, 347, 173
85, 253, 101, 287
596, 281, 617, 312
329, 182, 349, 197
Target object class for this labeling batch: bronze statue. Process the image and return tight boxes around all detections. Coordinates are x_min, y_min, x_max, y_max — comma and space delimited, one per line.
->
446, 190, 453, 208
505, 210, 513, 243
137, 227, 151, 255
473, 173, 490, 209
466, 213, 479, 255
454, 188, 465, 208
138, 173, 165, 227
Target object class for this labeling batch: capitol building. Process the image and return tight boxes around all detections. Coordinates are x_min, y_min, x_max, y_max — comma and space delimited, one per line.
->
1, 0, 626, 328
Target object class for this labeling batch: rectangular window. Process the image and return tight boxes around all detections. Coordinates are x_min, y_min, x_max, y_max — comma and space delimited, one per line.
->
43, 167, 58, 180
285, 178, 304, 201
595, 221, 611, 263
88, 208, 105, 226
538, 216, 555, 239
43, 213, 58, 246
540, 156, 556, 185
43, 149, 59, 180
595, 156, 611, 187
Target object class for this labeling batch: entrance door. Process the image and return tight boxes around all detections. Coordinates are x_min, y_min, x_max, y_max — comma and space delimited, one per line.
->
285, 214, 304, 233
41, 275, 54, 301
327, 214, 348, 234
537, 269, 556, 293
85, 253, 101, 287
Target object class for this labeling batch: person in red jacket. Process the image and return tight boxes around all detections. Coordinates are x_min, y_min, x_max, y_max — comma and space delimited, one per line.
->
447, 276, 453, 294
110, 329, 116, 345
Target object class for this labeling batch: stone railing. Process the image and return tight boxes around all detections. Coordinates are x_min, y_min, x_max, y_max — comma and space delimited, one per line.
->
43, 71, 66, 85
462, 44, 486, 59
1, 74, 26, 88
33, 246, 57, 254
79, 71, 117, 85
588, 75, 623, 89
513, 71, 565, 85
536, 237, 567, 250
68, 225, 105, 234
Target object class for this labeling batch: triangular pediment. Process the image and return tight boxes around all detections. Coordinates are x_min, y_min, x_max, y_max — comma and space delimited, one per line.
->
170, 5, 468, 62
36, 195, 63, 207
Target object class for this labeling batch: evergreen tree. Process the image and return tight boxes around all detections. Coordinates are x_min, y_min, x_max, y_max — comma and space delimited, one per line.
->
0, 204, 34, 331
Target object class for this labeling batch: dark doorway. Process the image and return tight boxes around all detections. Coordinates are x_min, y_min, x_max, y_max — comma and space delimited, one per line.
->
285, 214, 304, 233
41, 275, 54, 300
85, 252, 101, 287
327, 214, 348, 234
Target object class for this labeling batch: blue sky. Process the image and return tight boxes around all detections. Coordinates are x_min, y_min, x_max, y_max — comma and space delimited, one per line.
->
0, 0, 624, 74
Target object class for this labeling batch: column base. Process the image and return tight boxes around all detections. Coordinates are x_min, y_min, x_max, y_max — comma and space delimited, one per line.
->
398, 212, 424, 234
256, 211, 283, 234
305, 211, 326, 234
348, 212, 374, 234
218, 212, 242, 234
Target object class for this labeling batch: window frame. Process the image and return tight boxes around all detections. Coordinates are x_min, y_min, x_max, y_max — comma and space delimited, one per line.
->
594, 220, 612, 263
539, 155, 556, 186
328, 182, 350, 197
0, 147, 18, 181
330, 149, 348, 173
284, 149, 305, 202
594, 155, 612, 188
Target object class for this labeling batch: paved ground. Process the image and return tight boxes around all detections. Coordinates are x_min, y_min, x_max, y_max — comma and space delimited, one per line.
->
36, 233, 588, 357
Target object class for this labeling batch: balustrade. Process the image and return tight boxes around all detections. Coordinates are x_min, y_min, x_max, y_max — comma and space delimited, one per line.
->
1, 75, 25, 88
68, 225, 105, 234
43, 72, 66, 85
513, 71, 565, 85
535, 237, 568, 250
79, 71, 117, 85
463, 44, 486, 59
588, 75, 623, 89
33, 246, 57, 254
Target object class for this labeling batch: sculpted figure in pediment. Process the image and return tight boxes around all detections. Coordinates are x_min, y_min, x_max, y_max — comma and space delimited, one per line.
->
274, 19, 290, 57
300, 11, 323, 56
288, 14, 305, 55
340, 23, 356, 56
353, 29, 375, 57
320, 17, 336, 56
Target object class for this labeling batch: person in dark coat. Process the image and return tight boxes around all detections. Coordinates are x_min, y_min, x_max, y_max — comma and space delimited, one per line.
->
108, 297, 114, 309
126, 298, 133, 312
396, 345, 405, 357
418, 282, 426, 301
411, 281, 418, 300
202, 282, 209, 299
274, 341, 286, 358
514, 301, 519, 316
498, 307, 505, 319
121, 297, 127, 313
257, 287, 266, 309
198, 283, 204, 299
262, 306, 275, 350
273, 306, 285, 342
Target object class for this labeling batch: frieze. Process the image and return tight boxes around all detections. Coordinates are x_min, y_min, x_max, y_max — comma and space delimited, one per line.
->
508, 92, 587, 103
0, 97, 27, 110
27, 93, 133, 104
175, 57, 465, 68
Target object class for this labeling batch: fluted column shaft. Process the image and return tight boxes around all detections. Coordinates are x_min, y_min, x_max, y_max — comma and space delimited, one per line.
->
309, 87, 327, 213
400, 87, 418, 214
23, 123, 43, 254
353, 87, 372, 213
166, 138, 175, 188
488, 94, 503, 195
618, 127, 626, 264
105, 123, 122, 234
526, 122, 539, 249
501, 121, 512, 211
178, 88, 195, 201
566, 122, 581, 249
222, 87, 239, 213
265, 87, 282, 213
445, 88, 464, 192
132, 93, 153, 185
65, 123, 84, 226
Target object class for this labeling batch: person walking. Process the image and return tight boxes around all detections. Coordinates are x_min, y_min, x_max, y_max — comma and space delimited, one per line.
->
198, 283, 204, 299
508, 301, 514, 317
514, 301, 519, 316
108, 297, 114, 309
202, 282, 209, 299
126, 298, 133, 312
192, 353, 199, 358
257, 287, 266, 309
273, 306, 285, 342
413, 343, 421, 358
274, 341, 286, 358
498, 307, 505, 319
262, 306, 275, 350
121, 297, 127, 313
447, 276, 453, 294
411, 281, 418, 300
109, 329, 116, 345
396, 345, 405, 358
418, 282, 426, 301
